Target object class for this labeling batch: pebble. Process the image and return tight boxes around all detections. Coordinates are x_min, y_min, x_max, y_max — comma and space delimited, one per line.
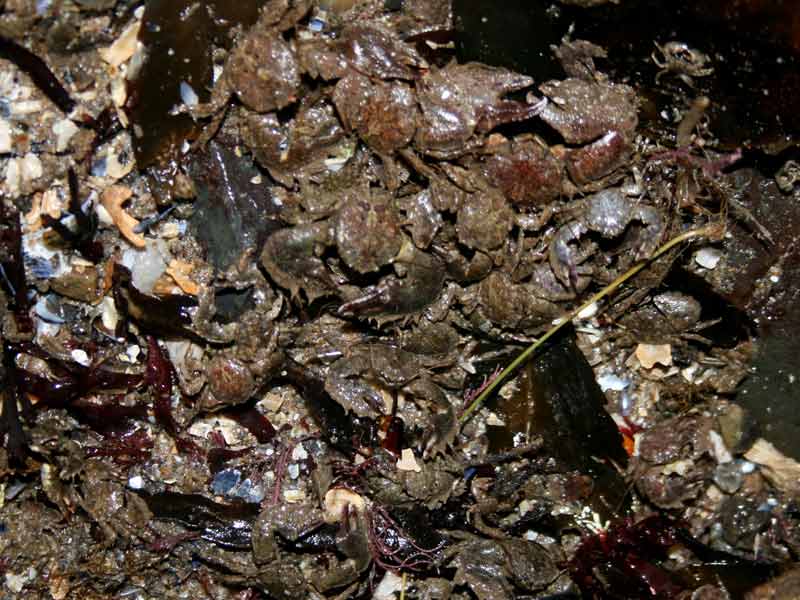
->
127, 475, 144, 490
713, 461, 744, 494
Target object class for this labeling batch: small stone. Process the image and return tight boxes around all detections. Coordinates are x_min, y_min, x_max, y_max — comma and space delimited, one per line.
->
205, 356, 255, 408
5, 153, 43, 197
486, 412, 505, 426
211, 469, 241, 496
287, 463, 300, 479
260, 391, 285, 412
128, 475, 144, 489
50, 266, 98, 303
708, 429, 733, 464
100, 296, 119, 331
717, 404, 756, 453
745, 438, 800, 496
110, 77, 127, 107
5, 567, 36, 593
713, 461, 744, 494
283, 489, 305, 503
233, 478, 264, 504
179, 81, 199, 107
577, 301, 598, 320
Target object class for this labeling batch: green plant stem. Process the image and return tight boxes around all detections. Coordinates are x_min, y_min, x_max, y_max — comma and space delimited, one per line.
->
458, 225, 718, 425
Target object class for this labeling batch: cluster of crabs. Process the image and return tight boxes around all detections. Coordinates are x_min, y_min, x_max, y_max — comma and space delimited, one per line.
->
2, 0, 767, 598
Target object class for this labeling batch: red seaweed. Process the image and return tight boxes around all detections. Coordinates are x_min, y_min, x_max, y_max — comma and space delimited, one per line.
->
366, 505, 447, 572
145, 336, 179, 436
379, 415, 404, 457
224, 405, 276, 444
145, 336, 203, 457
12, 341, 143, 409
85, 427, 154, 465
568, 515, 686, 598
70, 397, 149, 434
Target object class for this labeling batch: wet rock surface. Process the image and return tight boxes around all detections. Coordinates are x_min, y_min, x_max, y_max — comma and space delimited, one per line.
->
0, 1, 798, 598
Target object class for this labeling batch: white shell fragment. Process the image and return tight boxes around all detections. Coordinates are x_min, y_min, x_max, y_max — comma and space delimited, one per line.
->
373, 572, 404, 600
100, 296, 119, 331
695, 247, 722, 270
708, 430, 733, 464
52, 118, 79, 152
576, 301, 598, 320
597, 373, 629, 392
397, 447, 422, 472
744, 438, 800, 495
635, 343, 673, 369
0, 119, 11, 154
127, 475, 144, 490
99, 19, 142, 67
291, 444, 308, 461
323, 488, 366, 523
70, 349, 91, 367
5, 153, 43, 197
179, 81, 199, 107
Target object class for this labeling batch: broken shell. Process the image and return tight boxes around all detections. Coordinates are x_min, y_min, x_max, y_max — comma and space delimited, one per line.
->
165, 259, 199, 295
101, 185, 145, 248
635, 343, 672, 369
323, 487, 366, 523
397, 447, 422, 472
99, 296, 119, 330
744, 438, 800, 496
52, 118, 79, 153
98, 19, 142, 67
694, 247, 722, 270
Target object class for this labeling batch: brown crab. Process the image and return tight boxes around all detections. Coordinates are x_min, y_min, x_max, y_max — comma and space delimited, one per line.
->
652, 41, 714, 87
548, 188, 665, 291
538, 78, 638, 184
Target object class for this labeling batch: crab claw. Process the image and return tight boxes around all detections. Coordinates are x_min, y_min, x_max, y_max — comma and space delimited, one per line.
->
476, 96, 547, 133
338, 242, 444, 319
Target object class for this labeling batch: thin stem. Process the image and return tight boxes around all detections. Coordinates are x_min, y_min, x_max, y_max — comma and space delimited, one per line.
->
459, 225, 720, 425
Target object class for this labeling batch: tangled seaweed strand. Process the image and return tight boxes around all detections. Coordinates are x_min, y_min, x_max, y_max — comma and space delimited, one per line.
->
367, 505, 446, 572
